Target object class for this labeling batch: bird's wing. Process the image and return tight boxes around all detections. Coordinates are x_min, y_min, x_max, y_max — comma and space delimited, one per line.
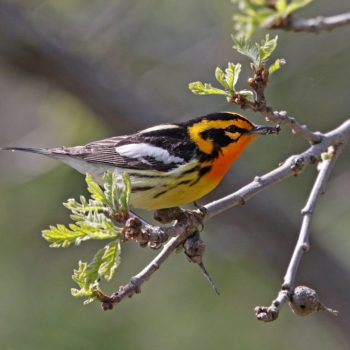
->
61, 136, 188, 172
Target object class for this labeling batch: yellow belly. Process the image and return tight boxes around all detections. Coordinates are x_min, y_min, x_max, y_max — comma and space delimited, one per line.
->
130, 173, 219, 210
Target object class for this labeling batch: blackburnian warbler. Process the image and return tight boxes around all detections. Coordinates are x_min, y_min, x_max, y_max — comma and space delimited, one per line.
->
2, 112, 278, 209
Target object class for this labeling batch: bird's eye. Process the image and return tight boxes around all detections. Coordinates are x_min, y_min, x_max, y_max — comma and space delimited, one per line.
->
226, 125, 239, 133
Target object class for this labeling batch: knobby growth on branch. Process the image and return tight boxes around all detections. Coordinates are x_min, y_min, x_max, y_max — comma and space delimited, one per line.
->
40, 0, 350, 321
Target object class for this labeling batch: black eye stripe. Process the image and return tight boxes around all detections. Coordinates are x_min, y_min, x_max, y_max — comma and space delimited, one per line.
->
199, 127, 247, 140
225, 125, 247, 134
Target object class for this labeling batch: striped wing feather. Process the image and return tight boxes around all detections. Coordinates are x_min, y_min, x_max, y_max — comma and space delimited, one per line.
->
59, 125, 196, 172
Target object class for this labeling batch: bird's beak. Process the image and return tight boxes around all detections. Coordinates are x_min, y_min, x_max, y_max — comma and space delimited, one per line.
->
249, 124, 280, 135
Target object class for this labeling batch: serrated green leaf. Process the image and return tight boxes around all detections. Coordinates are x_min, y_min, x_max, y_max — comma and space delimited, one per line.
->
120, 172, 131, 210
99, 240, 121, 281
268, 58, 286, 74
63, 197, 108, 216
232, 1, 277, 38
71, 240, 121, 301
42, 210, 119, 247
285, 0, 313, 16
214, 67, 227, 89
188, 82, 227, 96
86, 173, 105, 203
102, 171, 130, 213
42, 224, 90, 248
225, 62, 241, 91
259, 34, 278, 63
233, 36, 260, 67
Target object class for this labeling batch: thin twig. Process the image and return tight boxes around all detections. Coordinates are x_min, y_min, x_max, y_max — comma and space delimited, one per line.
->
283, 148, 341, 289
267, 111, 322, 144
274, 12, 350, 33
235, 69, 322, 144
101, 235, 182, 310
255, 144, 344, 322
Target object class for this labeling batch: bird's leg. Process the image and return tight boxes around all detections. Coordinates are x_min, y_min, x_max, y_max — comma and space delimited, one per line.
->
193, 201, 208, 218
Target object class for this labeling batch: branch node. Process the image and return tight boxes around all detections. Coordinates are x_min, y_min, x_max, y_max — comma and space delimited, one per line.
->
130, 277, 141, 293
254, 176, 262, 183
301, 208, 313, 215
255, 305, 279, 322
290, 157, 305, 175
281, 283, 291, 290
301, 242, 310, 252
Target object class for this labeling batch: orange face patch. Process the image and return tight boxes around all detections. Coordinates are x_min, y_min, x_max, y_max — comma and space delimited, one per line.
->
187, 116, 254, 154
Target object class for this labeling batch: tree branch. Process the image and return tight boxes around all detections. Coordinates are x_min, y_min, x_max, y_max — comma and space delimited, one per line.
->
97, 209, 205, 310
255, 144, 344, 322
271, 12, 350, 33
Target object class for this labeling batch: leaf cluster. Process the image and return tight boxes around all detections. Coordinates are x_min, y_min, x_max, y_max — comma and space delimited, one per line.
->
42, 172, 130, 303
188, 34, 285, 101
232, 0, 313, 38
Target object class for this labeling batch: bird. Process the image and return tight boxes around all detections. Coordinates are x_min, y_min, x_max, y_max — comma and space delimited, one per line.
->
1, 112, 279, 210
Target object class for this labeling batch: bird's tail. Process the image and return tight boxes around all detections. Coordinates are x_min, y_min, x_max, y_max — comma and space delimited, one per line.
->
0, 146, 53, 155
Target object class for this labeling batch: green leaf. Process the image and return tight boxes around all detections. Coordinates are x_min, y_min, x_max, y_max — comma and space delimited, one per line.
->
71, 261, 96, 299
259, 34, 278, 63
102, 171, 130, 213
233, 36, 260, 67
188, 82, 227, 96
120, 172, 131, 211
225, 62, 242, 91
285, 0, 313, 16
42, 204, 120, 248
232, 0, 312, 37
86, 173, 105, 203
71, 240, 121, 301
215, 67, 229, 89
99, 240, 121, 281
42, 224, 90, 248
42, 217, 119, 248
63, 197, 107, 217
232, 2, 276, 38
268, 58, 286, 74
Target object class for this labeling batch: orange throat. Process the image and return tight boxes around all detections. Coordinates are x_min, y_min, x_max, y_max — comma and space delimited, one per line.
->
204, 134, 256, 183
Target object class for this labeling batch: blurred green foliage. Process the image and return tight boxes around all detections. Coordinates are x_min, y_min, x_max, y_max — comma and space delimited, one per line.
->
232, 0, 314, 37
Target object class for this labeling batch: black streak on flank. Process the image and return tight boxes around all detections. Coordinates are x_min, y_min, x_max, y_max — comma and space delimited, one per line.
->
153, 179, 192, 198
132, 185, 154, 193
190, 166, 212, 186
176, 165, 200, 178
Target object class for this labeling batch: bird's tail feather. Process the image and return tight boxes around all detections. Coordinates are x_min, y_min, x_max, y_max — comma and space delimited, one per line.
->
0, 146, 52, 155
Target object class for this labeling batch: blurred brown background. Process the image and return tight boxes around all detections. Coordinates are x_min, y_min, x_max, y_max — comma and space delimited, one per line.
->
0, 0, 350, 349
